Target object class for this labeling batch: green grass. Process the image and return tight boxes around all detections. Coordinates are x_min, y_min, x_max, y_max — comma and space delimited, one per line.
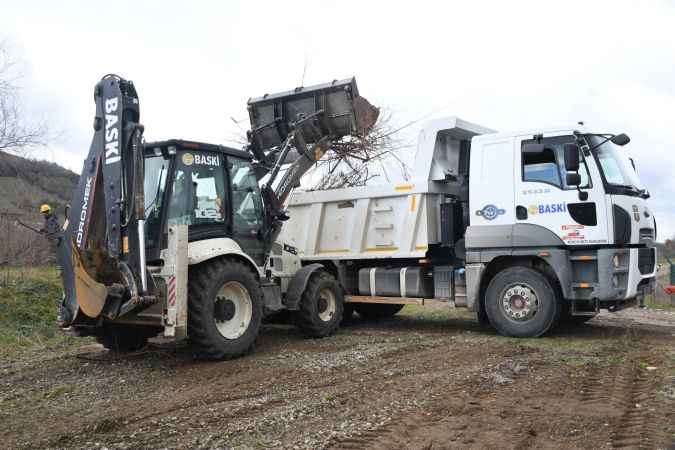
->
644, 294, 675, 310
0, 266, 82, 356
399, 304, 473, 321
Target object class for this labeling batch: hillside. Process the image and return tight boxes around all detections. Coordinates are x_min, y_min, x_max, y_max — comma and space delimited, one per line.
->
0, 151, 79, 223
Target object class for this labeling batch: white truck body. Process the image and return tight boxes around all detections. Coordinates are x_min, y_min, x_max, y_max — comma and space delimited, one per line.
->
280, 117, 493, 261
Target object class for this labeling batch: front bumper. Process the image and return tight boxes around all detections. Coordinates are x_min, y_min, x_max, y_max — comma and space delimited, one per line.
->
570, 247, 656, 302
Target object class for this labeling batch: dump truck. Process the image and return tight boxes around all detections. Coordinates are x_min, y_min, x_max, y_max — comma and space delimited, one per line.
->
56, 74, 378, 359
278, 117, 658, 337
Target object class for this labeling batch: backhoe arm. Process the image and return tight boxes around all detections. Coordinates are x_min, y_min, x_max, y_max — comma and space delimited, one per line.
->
58, 75, 150, 325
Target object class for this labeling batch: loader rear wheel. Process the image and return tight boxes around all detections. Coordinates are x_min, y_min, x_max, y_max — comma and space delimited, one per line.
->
485, 266, 560, 338
294, 271, 343, 337
354, 303, 404, 319
188, 258, 262, 360
96, 325, 157, 353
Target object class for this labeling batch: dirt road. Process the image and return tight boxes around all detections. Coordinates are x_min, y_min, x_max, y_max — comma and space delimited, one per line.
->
1, 307, 674, 450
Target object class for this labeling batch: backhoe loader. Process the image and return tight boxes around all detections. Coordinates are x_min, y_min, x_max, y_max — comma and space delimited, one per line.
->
56, 74, 378, 359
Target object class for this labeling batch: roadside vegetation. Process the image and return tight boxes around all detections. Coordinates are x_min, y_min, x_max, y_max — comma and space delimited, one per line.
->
0, 266, 82, 356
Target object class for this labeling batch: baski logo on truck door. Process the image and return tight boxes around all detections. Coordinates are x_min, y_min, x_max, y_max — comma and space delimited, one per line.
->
104, 97, 121, 165
528, 203, 567, 216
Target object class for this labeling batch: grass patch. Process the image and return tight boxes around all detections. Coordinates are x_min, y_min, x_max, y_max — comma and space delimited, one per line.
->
398, 304, 473, 321
644, 294, 675, 311
502, 336, 603, 354
44, 384, 77, 399
0, 266, 82, 356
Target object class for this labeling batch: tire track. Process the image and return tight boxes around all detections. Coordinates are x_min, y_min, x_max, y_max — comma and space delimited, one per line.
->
579, 356, 673, 449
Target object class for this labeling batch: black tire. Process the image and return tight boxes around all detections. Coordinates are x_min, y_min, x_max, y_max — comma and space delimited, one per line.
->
354, 303, 405, 319
294, 271, 343, 337
188, 258, 262, 360
485, 266, 560, 338
96, 325, 156, 352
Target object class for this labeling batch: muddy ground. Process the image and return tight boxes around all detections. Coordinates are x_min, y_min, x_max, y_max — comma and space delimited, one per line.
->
1, 306, 674, 450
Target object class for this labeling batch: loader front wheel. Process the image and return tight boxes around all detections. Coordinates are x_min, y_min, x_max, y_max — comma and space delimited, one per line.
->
294, 271, 343, 337
188, 259, 262, 360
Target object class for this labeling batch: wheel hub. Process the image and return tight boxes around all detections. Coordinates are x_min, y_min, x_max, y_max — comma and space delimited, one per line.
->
317, 296, 328, 314
213, 281, 253, 340
502, 284, 538, 321
214, 297, 236, 322
317, 287, 336, 322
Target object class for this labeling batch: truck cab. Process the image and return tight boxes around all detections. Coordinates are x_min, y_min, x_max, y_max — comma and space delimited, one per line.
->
467, 127, 657, 318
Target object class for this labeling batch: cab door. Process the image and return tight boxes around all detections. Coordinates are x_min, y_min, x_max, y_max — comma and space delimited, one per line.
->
226, 156, 266, 266
514, 133, 609, 245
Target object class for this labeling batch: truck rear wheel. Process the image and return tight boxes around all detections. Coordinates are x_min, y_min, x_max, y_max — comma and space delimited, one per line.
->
354, 303, 405, 319
188, 258, 262, 360
294, 271, 343, 337
485, 266, 560, 338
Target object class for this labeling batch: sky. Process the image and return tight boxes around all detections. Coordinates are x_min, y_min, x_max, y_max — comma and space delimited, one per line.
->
2, 0, 674, 239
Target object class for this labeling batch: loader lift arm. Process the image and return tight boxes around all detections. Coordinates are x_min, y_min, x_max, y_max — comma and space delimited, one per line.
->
245, 78, 379, 250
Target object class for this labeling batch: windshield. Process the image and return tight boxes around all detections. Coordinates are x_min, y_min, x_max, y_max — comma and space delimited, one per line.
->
143, 155, 170, 248
587, 136, 642, 191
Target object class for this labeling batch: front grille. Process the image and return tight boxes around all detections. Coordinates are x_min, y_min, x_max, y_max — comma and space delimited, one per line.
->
638, 247, 655, 275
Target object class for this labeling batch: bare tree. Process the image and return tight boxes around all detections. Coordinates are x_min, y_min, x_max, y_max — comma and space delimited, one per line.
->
227, 108, 412, 191
0, 41, 47, 154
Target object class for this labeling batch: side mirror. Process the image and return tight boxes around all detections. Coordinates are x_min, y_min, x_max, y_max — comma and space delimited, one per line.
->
563, 143, 580, 172
566, 172, 581, 186
522, 143, 545, 154
611, 133, 630, 146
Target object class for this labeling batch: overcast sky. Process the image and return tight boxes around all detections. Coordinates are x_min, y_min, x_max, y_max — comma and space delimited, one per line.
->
2, 0, 674, 238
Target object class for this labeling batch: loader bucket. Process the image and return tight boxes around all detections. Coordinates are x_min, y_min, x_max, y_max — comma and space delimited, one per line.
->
247, 77, 379, 152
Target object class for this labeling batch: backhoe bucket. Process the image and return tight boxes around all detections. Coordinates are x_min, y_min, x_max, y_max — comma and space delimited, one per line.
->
247, 77, 379, 152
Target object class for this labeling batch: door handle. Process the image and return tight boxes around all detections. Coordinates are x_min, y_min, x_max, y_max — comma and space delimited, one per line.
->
516, 205, 528, 220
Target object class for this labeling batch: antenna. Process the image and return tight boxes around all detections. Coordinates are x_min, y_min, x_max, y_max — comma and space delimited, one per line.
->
300, 53, 308, 87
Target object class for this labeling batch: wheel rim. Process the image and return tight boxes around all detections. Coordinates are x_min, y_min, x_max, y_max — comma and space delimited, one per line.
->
317, 287, 336, 322
213, 281, 252, 339
501, 283, 538, 321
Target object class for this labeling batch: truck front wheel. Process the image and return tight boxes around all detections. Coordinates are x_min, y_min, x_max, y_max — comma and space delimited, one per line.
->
294, 271, 343, 337
485, 266, 560, 338
188, 259, 262, 360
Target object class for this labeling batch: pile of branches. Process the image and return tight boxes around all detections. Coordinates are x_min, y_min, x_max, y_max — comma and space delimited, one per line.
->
308, 110, 411, 190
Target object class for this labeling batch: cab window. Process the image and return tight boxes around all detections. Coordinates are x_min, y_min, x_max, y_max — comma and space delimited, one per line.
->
228, 157, 264, 233
168, 151, 226, 227
521, 135, 591, 189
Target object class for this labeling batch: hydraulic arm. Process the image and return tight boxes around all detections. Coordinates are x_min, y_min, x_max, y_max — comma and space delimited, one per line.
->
246, 78, 379, 248
58, 75, 152, 326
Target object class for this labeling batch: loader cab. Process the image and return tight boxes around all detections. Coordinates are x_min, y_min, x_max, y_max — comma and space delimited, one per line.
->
143, 140, 266, 265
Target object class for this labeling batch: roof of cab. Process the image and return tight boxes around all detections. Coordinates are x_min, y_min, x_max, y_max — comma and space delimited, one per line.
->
144, 139, 252, 160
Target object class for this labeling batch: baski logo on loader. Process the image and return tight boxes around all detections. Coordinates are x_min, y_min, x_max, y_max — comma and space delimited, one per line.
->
76, 176, 93, 246
104, 97, 121, 165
